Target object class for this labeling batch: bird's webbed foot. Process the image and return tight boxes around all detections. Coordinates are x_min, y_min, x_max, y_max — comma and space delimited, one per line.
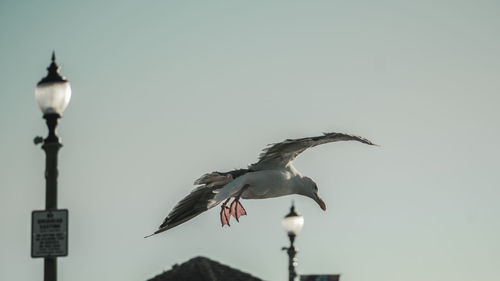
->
220, 199, 231, 227
230, 198, 247, 222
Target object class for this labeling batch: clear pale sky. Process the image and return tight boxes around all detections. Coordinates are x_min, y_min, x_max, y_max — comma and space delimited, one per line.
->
1, 1, 499, 281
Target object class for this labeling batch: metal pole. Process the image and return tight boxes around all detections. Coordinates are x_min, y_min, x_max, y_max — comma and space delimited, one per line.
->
287, 233, 298, 281
41, 113, 62, 281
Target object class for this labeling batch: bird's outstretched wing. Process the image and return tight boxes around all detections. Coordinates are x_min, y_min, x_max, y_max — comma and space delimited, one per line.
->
145, 169, 249, 237
250, 132, 375, 170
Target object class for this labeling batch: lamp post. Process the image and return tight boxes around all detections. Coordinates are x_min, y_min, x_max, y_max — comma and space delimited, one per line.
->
282, 202, 304, 281
34, 52, 71, 281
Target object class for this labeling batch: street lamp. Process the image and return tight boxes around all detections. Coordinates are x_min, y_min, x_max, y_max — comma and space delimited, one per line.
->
35, 51, 71, 208
34, 52, 71, 281
282, 202, 304, 281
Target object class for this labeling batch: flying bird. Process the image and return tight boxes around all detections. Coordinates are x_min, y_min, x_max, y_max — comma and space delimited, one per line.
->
146, 132, 375, 237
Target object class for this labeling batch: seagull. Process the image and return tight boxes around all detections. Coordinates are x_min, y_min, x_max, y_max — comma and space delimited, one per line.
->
146, 132, 375, 237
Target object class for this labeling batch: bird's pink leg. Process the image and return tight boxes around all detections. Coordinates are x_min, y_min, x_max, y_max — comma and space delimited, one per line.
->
220, 198, 231, 227
230, 199, 247, 222
230, 184, 249, 222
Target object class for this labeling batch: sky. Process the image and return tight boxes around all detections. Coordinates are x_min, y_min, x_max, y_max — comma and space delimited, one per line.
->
1, 0, 499, 280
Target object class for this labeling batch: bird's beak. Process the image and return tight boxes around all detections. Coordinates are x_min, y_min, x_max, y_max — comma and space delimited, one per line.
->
315, 194, 327, 211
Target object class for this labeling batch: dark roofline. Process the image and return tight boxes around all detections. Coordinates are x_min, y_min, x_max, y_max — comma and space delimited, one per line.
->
148, 256, 265, 281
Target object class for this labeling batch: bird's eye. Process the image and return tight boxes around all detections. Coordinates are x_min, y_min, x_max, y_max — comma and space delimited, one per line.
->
314, 185, 318, 191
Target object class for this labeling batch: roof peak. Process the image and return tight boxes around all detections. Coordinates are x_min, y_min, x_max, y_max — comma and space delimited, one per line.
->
148, 256, 265, 281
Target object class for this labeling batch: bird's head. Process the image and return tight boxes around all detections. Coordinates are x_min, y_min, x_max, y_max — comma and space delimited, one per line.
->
299, 177, 327, 211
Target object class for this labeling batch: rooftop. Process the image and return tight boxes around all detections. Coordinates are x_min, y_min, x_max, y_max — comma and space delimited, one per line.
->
148, 256, 265, 281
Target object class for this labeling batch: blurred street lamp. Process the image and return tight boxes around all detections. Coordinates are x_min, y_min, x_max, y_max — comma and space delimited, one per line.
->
282, 202, 304, 281
33, 52, 71, 281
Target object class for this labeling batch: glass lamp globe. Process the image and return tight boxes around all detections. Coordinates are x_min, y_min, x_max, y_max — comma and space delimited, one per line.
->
35, 52, 71, 116
282, 204, 304, 236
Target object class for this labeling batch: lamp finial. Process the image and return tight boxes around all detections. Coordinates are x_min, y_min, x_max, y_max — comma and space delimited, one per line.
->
37, 52, 66, 85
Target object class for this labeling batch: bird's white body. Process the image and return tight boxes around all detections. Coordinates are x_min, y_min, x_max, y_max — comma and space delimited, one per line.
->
241, 168, 299, 199
208, 167, 304, 209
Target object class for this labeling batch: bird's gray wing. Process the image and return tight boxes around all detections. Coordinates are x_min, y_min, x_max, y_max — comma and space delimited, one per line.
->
145, 169, 250, 237
250, 132, 375, 170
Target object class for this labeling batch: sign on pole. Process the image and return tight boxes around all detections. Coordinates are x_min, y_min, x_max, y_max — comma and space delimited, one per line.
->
31, 209, 68, 258
301, 275, 341, 281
